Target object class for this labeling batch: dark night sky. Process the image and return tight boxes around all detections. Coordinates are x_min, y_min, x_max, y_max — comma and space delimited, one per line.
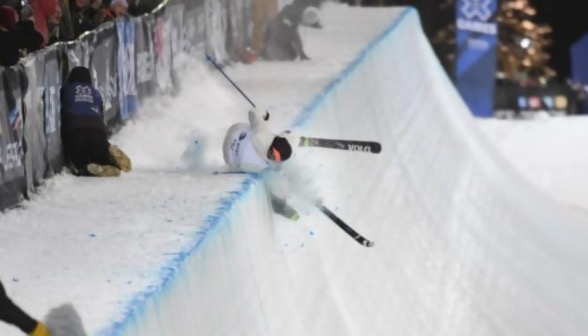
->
343, 0, 588, 80
531, 0, 588, 79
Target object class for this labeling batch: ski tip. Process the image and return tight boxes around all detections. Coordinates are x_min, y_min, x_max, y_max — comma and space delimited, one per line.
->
372, 144, 382, 154
364, 241, 375, 247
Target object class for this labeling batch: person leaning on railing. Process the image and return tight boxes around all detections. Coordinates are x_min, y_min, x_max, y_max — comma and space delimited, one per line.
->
0, 5, 44, 67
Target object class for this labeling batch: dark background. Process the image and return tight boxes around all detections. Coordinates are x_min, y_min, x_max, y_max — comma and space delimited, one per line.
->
339, 0, 588, 80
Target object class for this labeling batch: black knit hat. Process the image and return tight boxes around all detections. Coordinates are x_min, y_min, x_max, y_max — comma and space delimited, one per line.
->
68, 66, 92, 85
269, 136, 292, 162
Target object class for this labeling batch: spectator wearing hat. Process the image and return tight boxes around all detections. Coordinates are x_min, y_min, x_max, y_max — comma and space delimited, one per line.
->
0, 5, 44, 66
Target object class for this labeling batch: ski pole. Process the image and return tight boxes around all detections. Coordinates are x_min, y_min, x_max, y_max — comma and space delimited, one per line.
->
205, 54, 256, 108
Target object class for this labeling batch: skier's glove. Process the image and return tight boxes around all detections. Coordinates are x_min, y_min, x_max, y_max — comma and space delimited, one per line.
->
30, 322, 51, 336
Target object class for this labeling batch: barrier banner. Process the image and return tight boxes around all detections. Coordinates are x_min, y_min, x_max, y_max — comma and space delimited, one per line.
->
89, 24, 119, 126
455, 0, 498, 117
227, 0, 252, 59
43, 46, 64, 174
116, 18, 139, 121
167, 3, 184, 69
153, 8, 173, 93
136, 15, 156, 100
22, 54, 48, 189
65, 38, 91, 71
571, 33, 588, 114
181, 5, 206, 56
0, 67, 27, 209
205, 0, 229, 63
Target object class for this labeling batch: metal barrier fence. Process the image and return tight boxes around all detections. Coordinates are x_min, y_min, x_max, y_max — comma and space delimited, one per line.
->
0, 0, 254, 210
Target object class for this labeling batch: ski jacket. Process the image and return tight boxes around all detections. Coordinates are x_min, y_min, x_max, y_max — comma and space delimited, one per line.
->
0, 280, 38, 334
223, 109, 275, 173
60, 82, 107, 134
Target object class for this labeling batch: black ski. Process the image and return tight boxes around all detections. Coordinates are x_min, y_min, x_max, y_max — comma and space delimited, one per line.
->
299, 136, 381, 154
318, 205, 374, 247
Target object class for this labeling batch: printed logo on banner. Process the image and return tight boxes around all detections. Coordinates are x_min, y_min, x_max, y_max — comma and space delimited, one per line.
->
457, 0, 497, 35
461, 0, 492, 21
6, 106, 23, 170
4, 141, 23, 170
117, 19, 138, 121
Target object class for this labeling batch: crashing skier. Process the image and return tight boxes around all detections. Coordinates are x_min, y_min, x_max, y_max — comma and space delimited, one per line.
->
222, 107, 300, 220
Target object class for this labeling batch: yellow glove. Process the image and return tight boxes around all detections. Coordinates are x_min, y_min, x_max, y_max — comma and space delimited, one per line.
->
30, 322, 51, 336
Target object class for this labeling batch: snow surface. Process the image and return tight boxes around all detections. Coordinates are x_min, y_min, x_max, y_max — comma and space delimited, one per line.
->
2, 2, 588, 336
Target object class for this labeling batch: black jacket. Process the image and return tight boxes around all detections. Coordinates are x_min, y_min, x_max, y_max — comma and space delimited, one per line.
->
0, 280, 37, 334
0, 21, 43, 67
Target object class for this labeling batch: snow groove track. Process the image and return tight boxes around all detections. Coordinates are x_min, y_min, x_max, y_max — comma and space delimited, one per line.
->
113, 7, 588, 336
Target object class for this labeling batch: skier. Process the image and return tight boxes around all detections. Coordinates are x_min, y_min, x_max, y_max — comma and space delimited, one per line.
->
262, 0, 322, 61
222, 107, 300, 220
60, 66, 132, 177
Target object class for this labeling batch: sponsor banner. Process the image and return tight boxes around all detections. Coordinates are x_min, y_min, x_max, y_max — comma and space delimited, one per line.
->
205, 0, 229, 63
226, 0, 252, 59
43, 45, 65, 174
571, 33, 588, 114
22, 53, 48, 189
572, 33, 588, 85
455, 0, 498, 117
65, 39, 91, 70
116, 18, 139, 121
0, 66, 27, 209
153, 9, 173, 93
166, 4, 185, 69
89, 24, 119, 126
135, 14, 157, 99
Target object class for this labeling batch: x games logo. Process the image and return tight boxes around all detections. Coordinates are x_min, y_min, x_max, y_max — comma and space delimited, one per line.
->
461, 0, 493, 22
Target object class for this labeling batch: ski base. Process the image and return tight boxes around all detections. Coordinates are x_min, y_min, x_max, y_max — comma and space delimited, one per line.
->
318, 205, 374, 247
299, 136, 381, 154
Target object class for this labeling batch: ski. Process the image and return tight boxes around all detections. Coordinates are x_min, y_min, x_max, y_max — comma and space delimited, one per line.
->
317, 204, 374, 247
298, 136, 381, 154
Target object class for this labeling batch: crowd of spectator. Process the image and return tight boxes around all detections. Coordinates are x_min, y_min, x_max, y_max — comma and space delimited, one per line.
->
0, 0, 163, 67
